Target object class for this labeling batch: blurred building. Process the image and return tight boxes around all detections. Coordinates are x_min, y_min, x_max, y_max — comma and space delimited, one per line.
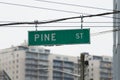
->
83, 53, 113, 80
0, 43, 78, 80
0, 43, 112, 80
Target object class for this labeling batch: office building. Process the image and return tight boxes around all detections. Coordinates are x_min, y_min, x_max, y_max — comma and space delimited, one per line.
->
83, 53, 112, 80
0, 43, 112, 80
0, 43, 78, 80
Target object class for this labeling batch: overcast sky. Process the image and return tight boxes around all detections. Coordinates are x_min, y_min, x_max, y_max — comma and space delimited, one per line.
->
0, 0, 113, 56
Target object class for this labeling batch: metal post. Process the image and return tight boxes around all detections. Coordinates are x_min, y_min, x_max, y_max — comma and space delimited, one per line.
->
78, 56, 80, 80
80, 54, 85, 80
113, 0, 120, 80
81, 15, 83, 29
34, 20, 38, 31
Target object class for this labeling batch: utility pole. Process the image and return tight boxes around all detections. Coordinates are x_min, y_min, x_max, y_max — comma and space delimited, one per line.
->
113, 0, 120, 80
80, 53, 89, 80
80, 53, 85, 80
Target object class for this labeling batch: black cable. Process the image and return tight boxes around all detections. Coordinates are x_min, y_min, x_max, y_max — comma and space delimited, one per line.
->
0, 10, 119, 26
0, 1, 118, 19
0, 26, 118, 27
0, 21, 117, 23
35, 0, 113, 11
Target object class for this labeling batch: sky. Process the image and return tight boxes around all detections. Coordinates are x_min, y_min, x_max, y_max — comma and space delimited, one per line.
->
0, 0, 113, 57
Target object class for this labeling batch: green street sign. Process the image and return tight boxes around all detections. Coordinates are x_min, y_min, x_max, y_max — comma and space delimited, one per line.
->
28, 29, 90, 45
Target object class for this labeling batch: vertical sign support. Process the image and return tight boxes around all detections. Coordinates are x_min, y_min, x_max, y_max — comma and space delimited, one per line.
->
81, 15, 83, 29
34, 20, 38, 31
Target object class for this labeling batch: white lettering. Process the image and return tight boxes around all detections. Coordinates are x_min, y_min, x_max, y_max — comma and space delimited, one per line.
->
40, 34, 43, 41
44, 34, 50, 41
76, 33, 83, 39
51, 33, 56, 41
34, 34, 39, 42
34, 33, 56, 42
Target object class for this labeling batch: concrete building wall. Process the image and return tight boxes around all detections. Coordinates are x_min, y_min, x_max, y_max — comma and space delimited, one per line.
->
0, 44, 112, 80
49, 54, 79, 80
85, 54, 112, 80
0, 47, 26, 80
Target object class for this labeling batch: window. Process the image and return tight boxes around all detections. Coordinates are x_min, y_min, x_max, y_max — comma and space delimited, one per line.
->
16, 59, 19, 63
88, 69, 89, 72
91, 68, 93, 71
64, 57, 68, 61
91, 73, 93, 76
89, 58, 91, 60
56, 56, 61, 60
16, 65, 19, 68
53, 60, 62, 66
39, 49, 44, 53
104, 58, 109, 61
13, 71, 15, 74
16, 54, 19, 57
45, 49, 50, 53
39, 54, 48, 60
16, 70, 19, 73
31, 48, 36, 52
9, 61, 11, 64
91, 63, 93, 66
16, 76, 18, 79
13, 60, 15, 63
12, 77, 14, 80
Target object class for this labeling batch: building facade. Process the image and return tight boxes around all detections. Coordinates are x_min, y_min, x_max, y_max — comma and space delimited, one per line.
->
0, 44, 112, 80
84, 53, 113, 80
0, 44, 78, 80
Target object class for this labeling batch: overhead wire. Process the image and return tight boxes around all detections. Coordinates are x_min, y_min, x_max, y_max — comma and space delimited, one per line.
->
91, 28, 120, 36
0, 21, 115, 23
0, 25, 118, 27
0, 1, 118, 19
35, 0, 113, 11
0, 10, 119, 26
0, 1, 89, 15
35, 0, 120, 19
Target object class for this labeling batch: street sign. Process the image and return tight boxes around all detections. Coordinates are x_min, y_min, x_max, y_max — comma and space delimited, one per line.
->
28, 29, 90, 45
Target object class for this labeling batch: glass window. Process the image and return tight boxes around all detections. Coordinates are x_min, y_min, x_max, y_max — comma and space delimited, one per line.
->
39, 54, 48, 60
16, 70, 18, 73
45, 49, 50, 53
16, 54, 19, 57
31, 48, 35, 51
91, 68, 93, 71
39, 49, 44, 53
16, 59, 19, 63
53, 60, 62, 66
16, 65, 19, 68
56, 56, 61, 60
91, 63, 93, 66
64, 57, 68, 61
13, 71, 15, 74
16, 75, 18, 79
13, 60, 15, 63
91, 73, 93, 76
